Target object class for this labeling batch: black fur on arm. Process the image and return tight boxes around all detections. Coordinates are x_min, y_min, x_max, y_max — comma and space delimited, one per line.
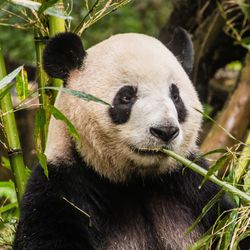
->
43, 32, 86, 80
13, 164, 94, 250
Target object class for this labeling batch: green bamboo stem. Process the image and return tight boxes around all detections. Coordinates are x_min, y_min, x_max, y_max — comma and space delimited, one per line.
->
0, 47, 26, 203
48, 0, 65, 103
160, 148, 250, 204
34, 0, 66, 150
49, 1, 65, 36
34, 29, 48, 152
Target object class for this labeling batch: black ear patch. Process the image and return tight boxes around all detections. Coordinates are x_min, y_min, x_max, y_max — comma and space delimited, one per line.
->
43, 32, 86, 80
167, 27, 194, 76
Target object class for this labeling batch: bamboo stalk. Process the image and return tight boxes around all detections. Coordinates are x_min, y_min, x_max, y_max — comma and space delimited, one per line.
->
201, 54, 250, 158
48, 0, 65, 103
0, 47, 26, 203
34, 29, 48, 152
160, 148, 250, 204
34, 0, 66, 150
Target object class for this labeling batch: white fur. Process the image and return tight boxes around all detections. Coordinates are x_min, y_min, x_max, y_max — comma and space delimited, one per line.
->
45, 33, 202, 182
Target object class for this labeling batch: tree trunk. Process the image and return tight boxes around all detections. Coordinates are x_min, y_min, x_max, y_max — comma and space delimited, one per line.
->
201, 54, 250, 155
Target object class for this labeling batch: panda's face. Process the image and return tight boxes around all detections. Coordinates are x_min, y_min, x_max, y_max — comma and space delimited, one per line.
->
109, 83, 183, 155
44, 32, 202, 182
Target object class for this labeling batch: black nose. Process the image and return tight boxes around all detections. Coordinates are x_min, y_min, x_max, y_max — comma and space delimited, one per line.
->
150, 126, 180, 143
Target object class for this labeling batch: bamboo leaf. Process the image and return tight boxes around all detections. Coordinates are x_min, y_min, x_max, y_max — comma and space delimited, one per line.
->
34, 108, 48, 177
0, 181, 16, 203
44, 86, 111, 106
188, 234, 212, 250
45, 7, 72, 20
200, 149, 228, 158
10, 0, 40, 11
49, 105, 80, 141
187, 190, 225, 233
0, 181, 14, 189
191, 149, 228, 164
0, 202, 18, 214
15, 68, 29, 101
10, 0, 72, 19
200, 155, 228, 188
25, 166, 31, 178
38, 0, 59, 14
37, 151, 48, 177
218, 210, 238, 249
0, 65, 23, 90
0, 82, 15, 100
195, 109, 239, 143
0, 156, 10, 170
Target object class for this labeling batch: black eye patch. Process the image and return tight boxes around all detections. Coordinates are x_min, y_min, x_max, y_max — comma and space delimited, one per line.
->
170, 84, 187, 123
109, 85, 137, 124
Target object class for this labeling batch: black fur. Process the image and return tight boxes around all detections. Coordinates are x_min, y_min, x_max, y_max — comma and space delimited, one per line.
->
170, 84, 187, 123
167, 27, 194, 76
14, 151, 235, 250
43, 32, 86, 80
109, 85, 137, 124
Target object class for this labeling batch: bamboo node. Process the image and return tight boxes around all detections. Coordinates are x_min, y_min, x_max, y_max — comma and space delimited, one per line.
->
8, 148, 23, 156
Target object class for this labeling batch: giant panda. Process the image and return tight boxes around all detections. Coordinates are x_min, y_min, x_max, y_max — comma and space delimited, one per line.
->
14, 28, 236, 250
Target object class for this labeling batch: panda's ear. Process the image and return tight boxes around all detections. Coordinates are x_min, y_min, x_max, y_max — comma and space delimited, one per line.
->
43, 32, 86, 80
167, 27, 194, 76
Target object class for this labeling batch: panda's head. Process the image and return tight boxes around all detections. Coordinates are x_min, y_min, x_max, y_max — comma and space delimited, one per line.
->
43, 29, 202, 182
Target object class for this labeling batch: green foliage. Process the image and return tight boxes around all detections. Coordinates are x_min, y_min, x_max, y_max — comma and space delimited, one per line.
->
0, 218, 17, 249
11, 0, 72, 19
49, 105, 80, 141
0, 0, 172, 63
15, 68, 29, 101
159, 147, 250, 249
74, 0, 172, 48
0, 157, 10, 170
0, 65, 23, 91
45, 86, 111, 106
220, 0, 250, 50
199, 155, 228, 188
38, 0, 61, 14
0, 181, 17, 204
34, 108, 48, 177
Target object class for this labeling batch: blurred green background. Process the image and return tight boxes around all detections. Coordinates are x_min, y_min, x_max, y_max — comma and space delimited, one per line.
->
0, 0, 172, 64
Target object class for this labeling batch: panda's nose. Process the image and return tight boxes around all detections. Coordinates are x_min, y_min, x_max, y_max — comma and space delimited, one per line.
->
150, 126, 179, 143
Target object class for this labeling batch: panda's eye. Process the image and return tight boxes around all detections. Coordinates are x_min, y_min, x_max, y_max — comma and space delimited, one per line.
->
170, 84, 180, 103
114, 86, 137, 105
172, 93, 179, 102
120, 94, 133, 104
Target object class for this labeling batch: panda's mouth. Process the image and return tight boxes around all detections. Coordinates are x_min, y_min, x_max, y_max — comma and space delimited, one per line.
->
129, 146, 167, 156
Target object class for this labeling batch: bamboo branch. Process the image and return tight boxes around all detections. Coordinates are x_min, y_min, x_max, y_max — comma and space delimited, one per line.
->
160, 148, 250, 204
0, 47, 26, 203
